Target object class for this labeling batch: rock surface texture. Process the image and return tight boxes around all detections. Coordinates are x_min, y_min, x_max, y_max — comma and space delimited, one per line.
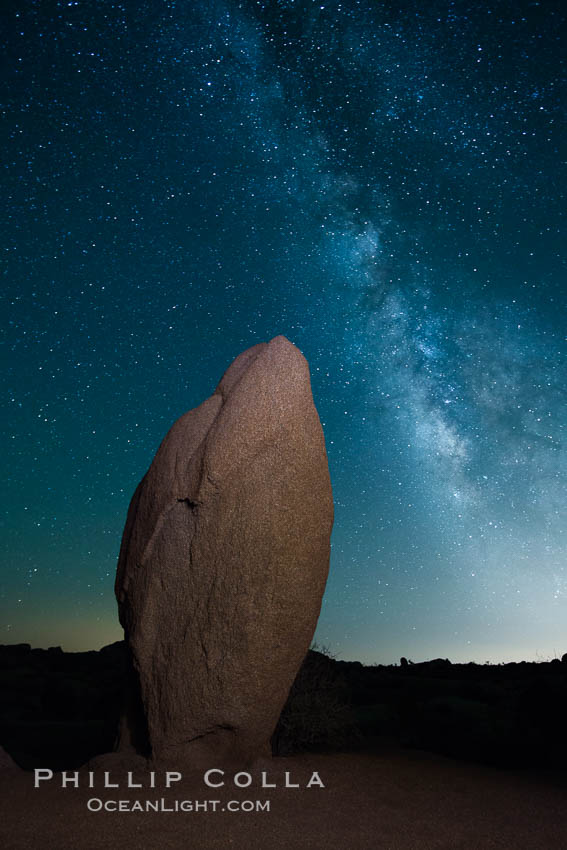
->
115, 336, 333, 766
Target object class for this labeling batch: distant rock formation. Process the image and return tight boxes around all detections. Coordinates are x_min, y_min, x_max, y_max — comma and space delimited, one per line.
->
115, 336, 333, 766
0, 746, 21, 772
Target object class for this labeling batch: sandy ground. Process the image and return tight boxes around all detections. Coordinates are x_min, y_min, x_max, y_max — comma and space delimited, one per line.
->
1, 746, 566, 850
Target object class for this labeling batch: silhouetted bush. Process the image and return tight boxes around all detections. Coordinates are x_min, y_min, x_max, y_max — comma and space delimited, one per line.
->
271, 647, 358, 755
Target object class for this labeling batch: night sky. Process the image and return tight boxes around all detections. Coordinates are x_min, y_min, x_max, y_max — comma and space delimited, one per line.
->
3, 0, 566, 663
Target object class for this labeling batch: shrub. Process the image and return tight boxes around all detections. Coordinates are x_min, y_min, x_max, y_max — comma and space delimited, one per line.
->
271, 646, 358, 755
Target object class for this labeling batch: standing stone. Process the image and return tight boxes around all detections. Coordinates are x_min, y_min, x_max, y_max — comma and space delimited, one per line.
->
115, 336, 333, 766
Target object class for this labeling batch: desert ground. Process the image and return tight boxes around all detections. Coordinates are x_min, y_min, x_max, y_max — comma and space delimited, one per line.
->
2, 746, 567, 850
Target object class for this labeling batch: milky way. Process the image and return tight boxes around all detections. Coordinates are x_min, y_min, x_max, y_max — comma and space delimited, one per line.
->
2, 0, 566, 661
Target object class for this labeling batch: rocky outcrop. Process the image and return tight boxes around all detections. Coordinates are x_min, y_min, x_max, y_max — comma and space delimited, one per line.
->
0, 746, 21, 772
115, 336, 333, 766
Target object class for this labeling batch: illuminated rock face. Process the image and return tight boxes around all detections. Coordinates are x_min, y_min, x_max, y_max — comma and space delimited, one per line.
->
115, 336, 333, 766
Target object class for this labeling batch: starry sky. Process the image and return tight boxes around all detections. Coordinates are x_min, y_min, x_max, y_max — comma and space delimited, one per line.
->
2, 0, 566, 663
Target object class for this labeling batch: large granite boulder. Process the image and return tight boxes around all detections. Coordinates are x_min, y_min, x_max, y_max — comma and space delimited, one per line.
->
115, 335, 333, 766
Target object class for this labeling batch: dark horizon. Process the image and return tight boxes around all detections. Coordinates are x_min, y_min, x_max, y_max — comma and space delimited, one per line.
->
3, 636, 566, 669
